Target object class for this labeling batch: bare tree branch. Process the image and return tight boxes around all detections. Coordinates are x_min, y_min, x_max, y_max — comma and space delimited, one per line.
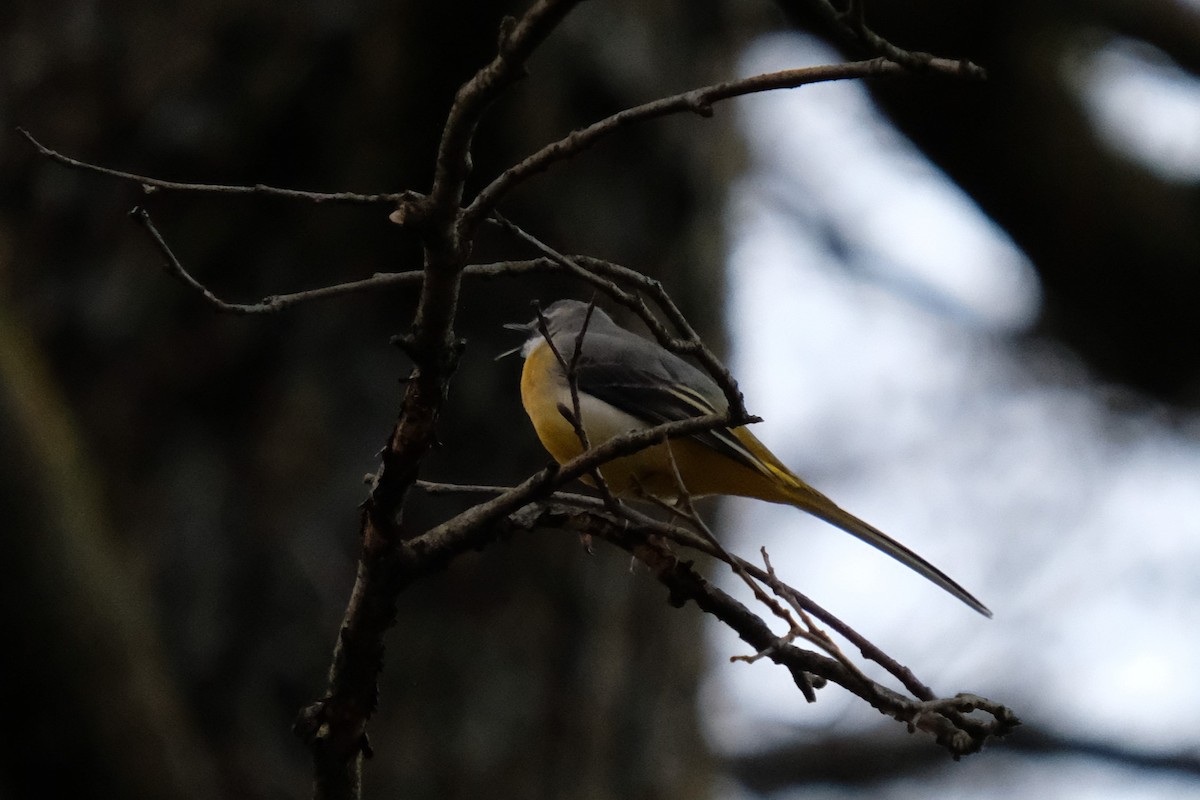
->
504, 502, 1018, 756
425, 0, 585, 219
464, 57, 973, 230
131, 206, 562, 313
297, 5, 592, 796
777, 0, 988, 77
18, 128, 407, 205
411, 477, 975, 721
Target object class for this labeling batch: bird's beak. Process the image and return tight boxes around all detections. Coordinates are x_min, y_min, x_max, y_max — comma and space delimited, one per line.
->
494, 343, 524, 361
496, 319, 536, 360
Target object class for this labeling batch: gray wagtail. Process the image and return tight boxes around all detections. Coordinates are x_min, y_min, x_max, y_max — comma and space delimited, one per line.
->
506, 299, 990, 616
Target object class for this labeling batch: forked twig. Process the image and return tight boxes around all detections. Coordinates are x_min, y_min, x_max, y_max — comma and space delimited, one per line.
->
131, 206, 568, 313
652, 443, 875, 697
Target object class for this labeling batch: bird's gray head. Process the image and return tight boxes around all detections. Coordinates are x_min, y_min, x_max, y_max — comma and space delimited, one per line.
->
500, 300, 618, 358
536, 299, 617, 336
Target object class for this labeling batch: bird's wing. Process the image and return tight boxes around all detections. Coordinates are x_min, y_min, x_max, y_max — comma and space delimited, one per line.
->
568, 334, 767, 475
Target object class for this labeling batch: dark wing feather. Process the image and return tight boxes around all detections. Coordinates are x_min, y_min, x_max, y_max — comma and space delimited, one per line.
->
566, 332, 764, 473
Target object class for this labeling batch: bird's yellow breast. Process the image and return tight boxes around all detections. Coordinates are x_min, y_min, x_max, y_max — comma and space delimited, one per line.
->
520, 340, 586, 466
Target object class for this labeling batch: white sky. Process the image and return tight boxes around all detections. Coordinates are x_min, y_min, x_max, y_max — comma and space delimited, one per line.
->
707, 32, 1200, 797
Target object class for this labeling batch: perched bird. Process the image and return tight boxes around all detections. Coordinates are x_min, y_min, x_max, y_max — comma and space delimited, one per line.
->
506, 299, 990, 617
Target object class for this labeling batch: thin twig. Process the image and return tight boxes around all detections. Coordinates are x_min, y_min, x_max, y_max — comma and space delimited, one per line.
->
838, 5, 986, 78
132, 209, 561, 314
750, 548, 876, 692
791, 0, 987, 79
417, 407, 735, 553
656, 443, 797, 631
463, 58, 958, 229
427, 0, 585, 216
20, 128, 407, 204
132, 206, 409, 313
416, 480, 516, 496
653, 444, 867, 701
532, 299, 623, 517
532, 302, 590, 451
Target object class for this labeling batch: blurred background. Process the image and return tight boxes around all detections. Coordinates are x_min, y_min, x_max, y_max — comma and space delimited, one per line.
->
2, 1, 1198, 799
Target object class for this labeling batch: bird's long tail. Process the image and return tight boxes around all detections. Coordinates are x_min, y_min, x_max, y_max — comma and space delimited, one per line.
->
765, 465, 992, 617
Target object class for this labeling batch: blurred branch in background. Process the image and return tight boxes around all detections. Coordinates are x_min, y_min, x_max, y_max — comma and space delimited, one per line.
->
777, 0, 1200, 404
727, 724, 1200, 793
0, 285, 220, 799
